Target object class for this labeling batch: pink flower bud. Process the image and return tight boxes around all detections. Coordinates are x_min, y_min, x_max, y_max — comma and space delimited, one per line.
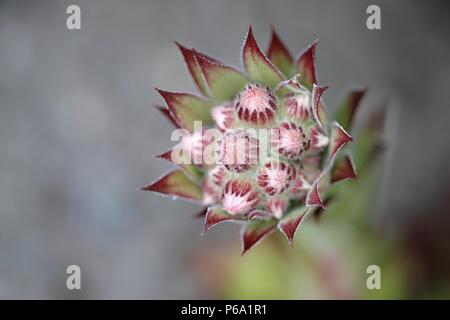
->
235, 84, 277, 126
285, 91, 311, 121
217, 130, 259, 172
257, 161, 295, 195
222, 180, 259, 215
271, 122, 310, 159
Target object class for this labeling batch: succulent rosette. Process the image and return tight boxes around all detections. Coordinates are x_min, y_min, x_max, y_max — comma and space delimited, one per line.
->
144, 26, 368, 254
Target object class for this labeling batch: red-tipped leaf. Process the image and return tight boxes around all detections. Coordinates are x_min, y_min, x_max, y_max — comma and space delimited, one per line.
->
142, 169, 203, 201
278, 206, 311, 246
294, 39, 318, 90
328, 122, 355, 163
306, 170, 330, 208
156, 89, 213, 133
195, 53, 248, 101
331, 154, 357, 183
241, 217, 277, 255
202, 207, 244, 234
311, 83, 329, 130
176, 42, 216, 96
242, 26, 284, 88
266, 27, 293, 78
154, 104, 181, 128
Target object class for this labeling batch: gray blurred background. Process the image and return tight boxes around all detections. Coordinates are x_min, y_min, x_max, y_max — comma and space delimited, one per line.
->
0, 0, 449, 298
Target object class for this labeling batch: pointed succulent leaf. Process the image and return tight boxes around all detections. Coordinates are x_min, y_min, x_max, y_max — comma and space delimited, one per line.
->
334, 88, 367, 131
154, 104, 180, 128
241, 217, 278, 255
328, 122, 355, 163
202, 206, 245, 234
156, 89, 213, 133
331, 153, 357, 183
195, 53, 248, 101
311, 83, 329, 130
242, 26, 284, 88
266, 27, 293, 78
142, 170, 203, 201
306, 170, 330, 208
294, 39, 318, 90
278, 206, 310, 246
155, 148, 203, 183
175, 42, 217, 96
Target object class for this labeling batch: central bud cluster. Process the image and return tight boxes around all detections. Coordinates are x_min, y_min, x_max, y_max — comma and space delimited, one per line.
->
197, 81, 330, 219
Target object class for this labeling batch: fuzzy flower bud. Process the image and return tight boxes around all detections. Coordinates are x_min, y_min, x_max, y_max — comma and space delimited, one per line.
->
271, 122, 310, 159
257, 160, 295, 195
217, 130, 259, 172
235, 84, 277, 126
222, 180, 259, 215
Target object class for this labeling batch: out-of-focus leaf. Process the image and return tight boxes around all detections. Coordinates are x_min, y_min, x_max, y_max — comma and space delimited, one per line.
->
266, 27, 293, 78
334, 88, 367, 131
154, 104, 180, 128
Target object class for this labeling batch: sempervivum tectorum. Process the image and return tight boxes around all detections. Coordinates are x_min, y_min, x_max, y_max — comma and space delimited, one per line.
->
144, 26, 372, 254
